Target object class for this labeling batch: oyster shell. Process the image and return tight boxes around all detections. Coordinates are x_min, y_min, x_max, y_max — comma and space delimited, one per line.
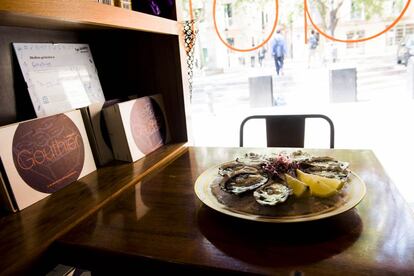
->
300, 158, 349, 181
219, 169, 268, 195
218, 153, 265, 177
236, 152, 267, 167
218, 161, 259, 177
290, 150, 311, 162
253, 182, 291, 206
290, 150, 350, 181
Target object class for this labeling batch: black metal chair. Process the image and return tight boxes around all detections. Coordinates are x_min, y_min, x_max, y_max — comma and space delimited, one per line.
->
239, 114, 335, 148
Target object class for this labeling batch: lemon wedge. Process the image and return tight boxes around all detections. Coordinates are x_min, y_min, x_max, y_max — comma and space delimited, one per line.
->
285, 174, 309, 197
296, 169, 342, 197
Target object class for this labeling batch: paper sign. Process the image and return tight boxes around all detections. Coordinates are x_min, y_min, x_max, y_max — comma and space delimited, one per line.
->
13, 43, 105, 117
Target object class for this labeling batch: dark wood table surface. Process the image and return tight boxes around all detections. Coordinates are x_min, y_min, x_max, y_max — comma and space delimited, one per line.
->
55, 147, 414, 275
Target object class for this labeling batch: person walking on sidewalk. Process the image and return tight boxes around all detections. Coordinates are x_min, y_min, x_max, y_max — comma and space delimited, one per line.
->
308, 29, 319, 68
258, 47, 266, 67
271, 29, 287, 76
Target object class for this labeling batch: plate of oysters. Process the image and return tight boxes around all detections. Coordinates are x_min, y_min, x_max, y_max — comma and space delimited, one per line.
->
194, 150, 366, 223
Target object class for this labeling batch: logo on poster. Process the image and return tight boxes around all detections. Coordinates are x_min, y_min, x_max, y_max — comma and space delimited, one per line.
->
130, 98, 164, 155
12, 114, 85, 193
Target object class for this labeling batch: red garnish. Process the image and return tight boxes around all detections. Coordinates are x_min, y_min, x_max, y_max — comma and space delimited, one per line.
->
262, 153, 298, 180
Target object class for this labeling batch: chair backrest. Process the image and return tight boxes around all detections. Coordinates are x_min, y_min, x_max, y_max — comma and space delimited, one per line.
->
239, 114, 335, 148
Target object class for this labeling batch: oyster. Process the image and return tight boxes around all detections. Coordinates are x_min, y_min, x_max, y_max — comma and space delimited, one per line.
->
236, 152, 267, 167
253, 182, 291, 206
219, 169, 268, 195
218, 161, 259, 177
300, 157, 349, 181
218, 153, 265, 177
290, 150, 311, 162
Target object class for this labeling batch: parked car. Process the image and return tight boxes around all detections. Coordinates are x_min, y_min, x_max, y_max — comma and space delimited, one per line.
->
397, 34, 414, 65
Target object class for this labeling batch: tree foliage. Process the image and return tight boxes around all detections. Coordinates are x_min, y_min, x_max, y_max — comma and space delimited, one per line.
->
310, 0, 384, 36
234, 0, 272, 10
352, 0, 384, 20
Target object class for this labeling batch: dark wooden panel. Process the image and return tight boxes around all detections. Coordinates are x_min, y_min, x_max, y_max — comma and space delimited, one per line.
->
0, 143, 187, 275
84, 29, 155, 100
151, 34, 187, 143
55, 147, 414, 275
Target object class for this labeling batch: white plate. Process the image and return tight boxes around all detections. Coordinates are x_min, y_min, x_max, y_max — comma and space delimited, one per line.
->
194, 163, 366, 223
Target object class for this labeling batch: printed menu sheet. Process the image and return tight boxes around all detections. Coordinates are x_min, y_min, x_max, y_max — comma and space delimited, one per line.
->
13, 43, 105, 117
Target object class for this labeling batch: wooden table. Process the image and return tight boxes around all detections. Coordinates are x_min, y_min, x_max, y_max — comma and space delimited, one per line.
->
54, 147, 414, 275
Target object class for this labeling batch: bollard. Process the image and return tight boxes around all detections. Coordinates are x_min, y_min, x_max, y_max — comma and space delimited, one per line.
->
408, 57, 414, 98
248, 76, 273, 108
329, 67, 357, 103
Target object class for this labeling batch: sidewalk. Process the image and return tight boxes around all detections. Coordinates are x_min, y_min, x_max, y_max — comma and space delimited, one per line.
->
192, 55, 409, 113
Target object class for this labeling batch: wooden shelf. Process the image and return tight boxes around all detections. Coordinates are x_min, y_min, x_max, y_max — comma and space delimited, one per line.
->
0, 0, 190, 273
0, 143, 188, 274
0, 0, 179, 34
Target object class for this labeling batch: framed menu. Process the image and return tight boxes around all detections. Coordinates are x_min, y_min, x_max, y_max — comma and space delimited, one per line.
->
13, 43, 105, 117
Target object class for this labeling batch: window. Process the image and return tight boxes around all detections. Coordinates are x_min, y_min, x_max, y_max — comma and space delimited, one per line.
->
386, 26, 395, 46
386, 24, 414, 46
392, 0, 405, 15
346, 31, 365, 49
351, 1, 363, 20
396, 25, 404, 43
261, 11, 265, 31
226, 37, 234, 46
186, 0, 414, 205
406, 24, 414, 35
224, 3, 233, 26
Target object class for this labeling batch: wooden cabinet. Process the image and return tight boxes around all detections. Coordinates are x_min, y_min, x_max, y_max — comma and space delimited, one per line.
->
0, 0, 190, 274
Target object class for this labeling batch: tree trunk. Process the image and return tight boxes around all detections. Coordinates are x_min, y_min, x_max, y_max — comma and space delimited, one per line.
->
329, 0, 345, 36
